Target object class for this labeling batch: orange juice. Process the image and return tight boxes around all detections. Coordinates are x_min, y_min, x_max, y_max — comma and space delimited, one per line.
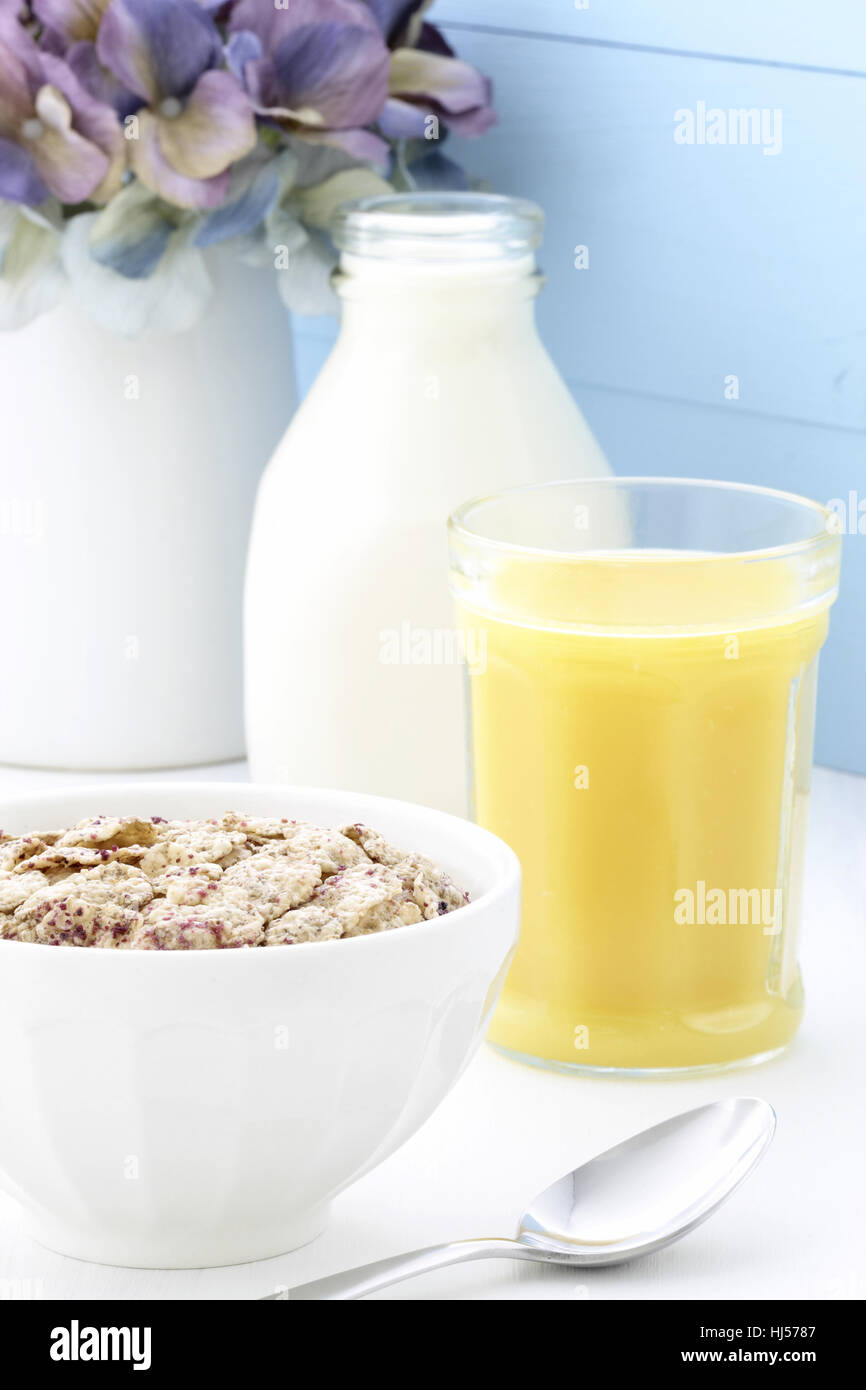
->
450, 480, 840, 1073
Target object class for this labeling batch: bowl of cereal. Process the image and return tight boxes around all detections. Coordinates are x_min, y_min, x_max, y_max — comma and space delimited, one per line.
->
0, 783, 520, 1268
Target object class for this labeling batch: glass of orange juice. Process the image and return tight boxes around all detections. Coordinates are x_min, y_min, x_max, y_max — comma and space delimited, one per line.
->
449, 479, 841, 1074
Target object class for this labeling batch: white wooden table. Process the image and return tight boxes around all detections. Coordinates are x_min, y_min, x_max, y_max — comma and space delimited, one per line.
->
0, 762, 863, 1301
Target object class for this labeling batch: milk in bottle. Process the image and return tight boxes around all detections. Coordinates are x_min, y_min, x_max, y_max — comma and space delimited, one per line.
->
245, 194, 610, 813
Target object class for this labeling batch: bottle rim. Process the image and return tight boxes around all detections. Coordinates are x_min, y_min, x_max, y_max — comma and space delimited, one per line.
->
331, 192, 544, 262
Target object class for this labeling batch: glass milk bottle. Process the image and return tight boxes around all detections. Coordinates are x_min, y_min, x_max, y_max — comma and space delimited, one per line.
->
245, 193, 609, 814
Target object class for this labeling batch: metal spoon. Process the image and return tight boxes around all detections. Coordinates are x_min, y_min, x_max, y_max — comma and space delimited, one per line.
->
268, 1096, 775, 1301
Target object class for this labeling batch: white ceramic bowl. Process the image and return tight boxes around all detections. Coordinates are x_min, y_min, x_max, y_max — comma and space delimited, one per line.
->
0, 783, 520, 1269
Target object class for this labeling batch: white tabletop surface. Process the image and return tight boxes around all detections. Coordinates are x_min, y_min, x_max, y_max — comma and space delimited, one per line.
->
0, 760, 863, 1302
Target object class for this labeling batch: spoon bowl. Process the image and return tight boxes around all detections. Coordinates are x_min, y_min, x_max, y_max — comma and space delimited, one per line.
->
517, 1096, 775, 1264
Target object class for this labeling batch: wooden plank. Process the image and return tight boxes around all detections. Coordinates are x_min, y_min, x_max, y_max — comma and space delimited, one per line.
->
434, 0, 866, 73
437, 30, 866, 432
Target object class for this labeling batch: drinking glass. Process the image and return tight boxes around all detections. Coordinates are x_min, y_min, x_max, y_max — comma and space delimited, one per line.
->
449, 478, 841, 1073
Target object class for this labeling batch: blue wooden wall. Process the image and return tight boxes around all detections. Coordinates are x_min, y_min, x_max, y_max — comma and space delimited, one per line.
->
291, 0, 866, 774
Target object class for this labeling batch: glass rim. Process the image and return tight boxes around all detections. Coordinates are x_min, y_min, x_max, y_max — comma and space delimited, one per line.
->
448, 476, 838, 566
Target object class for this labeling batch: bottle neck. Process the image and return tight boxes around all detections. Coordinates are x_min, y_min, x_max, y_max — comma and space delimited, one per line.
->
333, 254, 543, 343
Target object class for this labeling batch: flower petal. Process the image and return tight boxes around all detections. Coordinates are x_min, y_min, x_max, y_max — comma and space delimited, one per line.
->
39, 51, 126, 201
0, 198, 66, 329
98, 0, 221, 103
230, 0, 382, 49
0, 136, 49, 204
388, 49, 496, 133
28, 116, 110, 203
129, 106, 230, 209
66, 38, 139, 116
87, 178, 173, 277
96, 0, 158, 102
230, 0, 390, 129
34, 84, 73, 133
192, 146, 290, 248
270, 22, 390, 129
62, 209, 212, 335
0, 9, 43, 78
225, 29, 261, 84
155, 69, 255, 180
378, 95, 428, 140
0, 38, 36, 137
293, 125, 390, 169
287, 138, 366, 188
32, 0, 111, 45
290, 166, 392, 232
271, 220, 339, 317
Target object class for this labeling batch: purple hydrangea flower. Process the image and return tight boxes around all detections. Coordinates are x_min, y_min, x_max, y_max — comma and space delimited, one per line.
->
227, 0, 391, 165
0, 6, 123, 205
0, 0, 498, 332
29, 1, 139, 122
97, 0, 256, 208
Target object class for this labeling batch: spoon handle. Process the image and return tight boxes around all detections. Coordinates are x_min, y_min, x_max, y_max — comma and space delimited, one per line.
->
269, 1237, 530, 1301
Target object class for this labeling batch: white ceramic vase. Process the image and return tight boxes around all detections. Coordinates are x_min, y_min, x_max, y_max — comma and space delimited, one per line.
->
0, 245, 296, 769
